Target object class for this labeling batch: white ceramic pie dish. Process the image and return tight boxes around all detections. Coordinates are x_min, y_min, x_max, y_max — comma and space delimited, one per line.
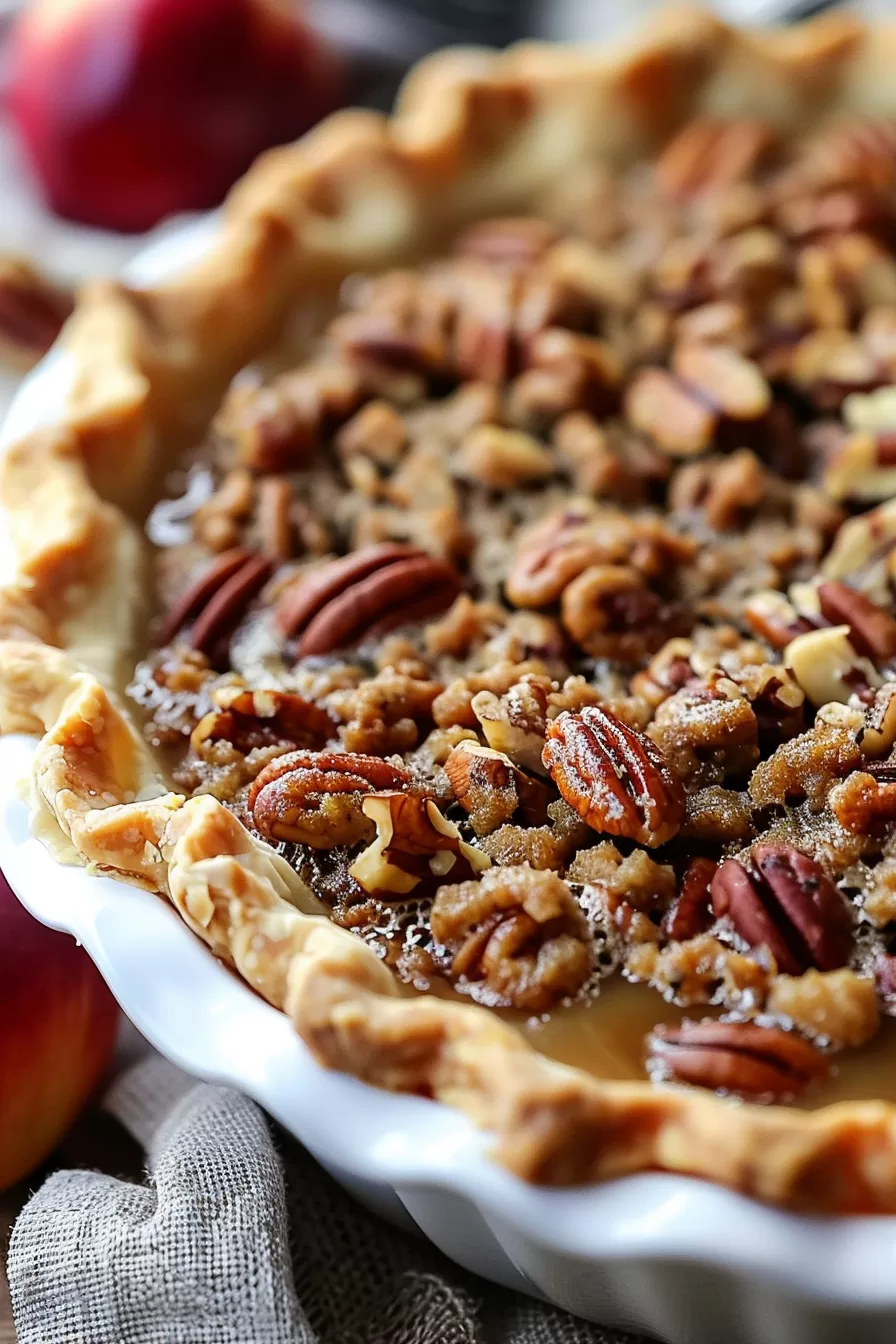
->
5, 216, 896, 1344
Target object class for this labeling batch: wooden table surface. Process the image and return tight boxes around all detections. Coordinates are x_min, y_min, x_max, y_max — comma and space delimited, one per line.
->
0, 1108, 143, 1342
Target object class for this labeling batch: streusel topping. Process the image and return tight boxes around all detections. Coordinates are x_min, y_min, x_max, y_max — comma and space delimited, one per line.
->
128, 114, 896, 1105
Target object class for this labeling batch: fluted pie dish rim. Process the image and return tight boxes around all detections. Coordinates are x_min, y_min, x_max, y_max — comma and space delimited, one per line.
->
6, 3, 896, 1219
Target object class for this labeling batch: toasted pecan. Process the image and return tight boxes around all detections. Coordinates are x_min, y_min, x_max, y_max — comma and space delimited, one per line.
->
276, 544, 461, 656
711, 843, 853, 976
647, 1020, 829, 1099
543, 705, 685, 848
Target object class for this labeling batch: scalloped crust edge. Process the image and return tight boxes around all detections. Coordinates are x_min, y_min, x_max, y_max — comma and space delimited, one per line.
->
3, 7, 896, 1211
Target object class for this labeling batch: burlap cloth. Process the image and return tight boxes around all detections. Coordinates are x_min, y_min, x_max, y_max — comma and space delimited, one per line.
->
6, 1053, 644, 1344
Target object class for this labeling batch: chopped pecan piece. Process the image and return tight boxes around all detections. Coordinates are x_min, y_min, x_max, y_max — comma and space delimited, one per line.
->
0, 255, 73, 367
748, 722, 862, 810
336, 399, 407, 466
218, 361, 363, 472
856, 684, 896, 757
191, 688, 335, 756
544, 237, 639, 311
624, 368, 716, 458
784, 624, 881, 707
766, 968, 879, 1049
560, 564, 688, 662
256, 477, 293, 560
329, 666, 442, 756
648, 673, 759, 785
454, 216, 560, 268
430, 865, 591, 1011
743, 590, 815, 649
552, 413, 647, 501
471, 675, 550, 775
828, 770, 896, 833
248, 750, 413, 847
711, 843, 853, 976
454, 425, 554, 489
349, 794, 489, 898
432, 660, 547, 730
647, 1020, 828, 1100
276, 544, 461, 656
192, 469, 253, 553
506, 504, 690, 609
671, 343, 771, 421
875, 952, 896, 1014
444, 741, 550, 836
804, 119, 896, 192
669, 449, 768, 531
505, 506, 612, 608
627, 932, 771, 1009
543, 706, 685, 848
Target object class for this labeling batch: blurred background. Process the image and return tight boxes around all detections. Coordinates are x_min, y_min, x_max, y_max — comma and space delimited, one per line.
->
0, 0, 887, 401
0, 0, 892, 282
0, 0, 892, 255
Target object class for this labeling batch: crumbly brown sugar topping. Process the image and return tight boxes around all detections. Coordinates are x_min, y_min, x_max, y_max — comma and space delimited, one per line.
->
129, 114, 896, 1105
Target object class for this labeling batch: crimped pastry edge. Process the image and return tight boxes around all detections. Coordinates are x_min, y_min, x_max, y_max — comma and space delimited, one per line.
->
3, 6, 896, 1211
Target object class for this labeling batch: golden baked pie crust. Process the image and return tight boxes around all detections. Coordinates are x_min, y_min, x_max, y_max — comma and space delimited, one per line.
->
5, 5, 896, 1212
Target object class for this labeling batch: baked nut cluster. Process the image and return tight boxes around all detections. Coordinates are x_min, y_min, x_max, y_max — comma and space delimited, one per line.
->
130, 113, 896, 1103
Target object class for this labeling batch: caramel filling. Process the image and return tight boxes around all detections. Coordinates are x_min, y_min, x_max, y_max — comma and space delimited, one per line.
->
519, 982, 896, 1109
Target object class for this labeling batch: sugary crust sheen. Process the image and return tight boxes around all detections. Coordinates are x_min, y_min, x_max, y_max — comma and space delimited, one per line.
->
5, 6, 896, 1210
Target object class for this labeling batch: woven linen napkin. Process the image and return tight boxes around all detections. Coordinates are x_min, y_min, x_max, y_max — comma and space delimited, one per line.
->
7, 1052, 643, 1344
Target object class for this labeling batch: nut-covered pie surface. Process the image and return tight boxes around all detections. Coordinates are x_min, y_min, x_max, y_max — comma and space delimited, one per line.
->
13, 6, 896, 1213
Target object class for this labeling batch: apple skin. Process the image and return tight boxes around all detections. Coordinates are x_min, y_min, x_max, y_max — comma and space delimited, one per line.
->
0, 868, 118, 1191
7, 0, 342, 232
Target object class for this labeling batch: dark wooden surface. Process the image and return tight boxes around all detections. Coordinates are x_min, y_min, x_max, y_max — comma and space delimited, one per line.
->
0, 1108, 143, 1342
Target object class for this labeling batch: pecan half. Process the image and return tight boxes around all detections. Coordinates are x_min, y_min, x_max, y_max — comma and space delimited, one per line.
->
817, 580, 896, 663
276, 544, 462, 656
445, 740, 551, 835
711, 843, 853, 976
647, 1020, 829, 1099
662, 857, 717, 942
655, 119, 775, 200
543, 706, 685, 848
191, 688, 336, 755
248, 750, 412, 847
157, 548, 273, 653
349, 793, 489, 897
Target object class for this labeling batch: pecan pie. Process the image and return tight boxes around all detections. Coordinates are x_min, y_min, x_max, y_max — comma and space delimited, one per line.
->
13, 6, 896, 1214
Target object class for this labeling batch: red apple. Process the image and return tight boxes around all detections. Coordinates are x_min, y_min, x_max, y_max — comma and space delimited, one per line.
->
0, 868, 118, 1191
6, 0, 342, 232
